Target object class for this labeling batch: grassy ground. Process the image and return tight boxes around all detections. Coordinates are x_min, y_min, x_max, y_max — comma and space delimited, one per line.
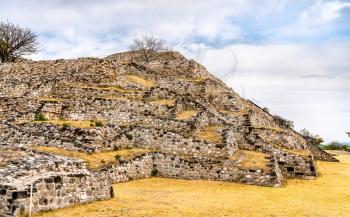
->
176, 110, 198, 120
32, 120, 103, 128
33, 146, 150, 170
34, 152, 350, 217
230, 150, 269, 170
180, 77, 208, 83
220, 109, 248, 116
195, 125, 224, 144
149, 99, 175, 106
79, 85, 132, 92
125, 75, 155, 87
38, 97, 64, 102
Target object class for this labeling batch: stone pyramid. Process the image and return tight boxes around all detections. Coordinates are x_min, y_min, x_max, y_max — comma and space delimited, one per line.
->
0, 51, 337, 216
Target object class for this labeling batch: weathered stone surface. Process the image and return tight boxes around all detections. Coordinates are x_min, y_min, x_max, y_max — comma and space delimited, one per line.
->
0, 51, 337, 216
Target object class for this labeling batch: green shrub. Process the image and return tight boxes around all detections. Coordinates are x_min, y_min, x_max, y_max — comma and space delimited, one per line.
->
34, 113, 47, 121
62, 123, 70, 130
125, 146, 132, 150
115, 154, 121, 160
151, 169, 158, 176
18, 207, 29, 217
95, 120, 103, 127
126, 133, 133, 140
101, 159, 106, 163
66, 105, 73, 111
113, 145, 119, 151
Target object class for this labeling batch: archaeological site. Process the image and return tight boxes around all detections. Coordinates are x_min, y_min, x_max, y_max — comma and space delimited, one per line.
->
0, 51, 338, 216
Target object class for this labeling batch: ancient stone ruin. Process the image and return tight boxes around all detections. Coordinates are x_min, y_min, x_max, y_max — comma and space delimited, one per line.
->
0, 51, 337, 216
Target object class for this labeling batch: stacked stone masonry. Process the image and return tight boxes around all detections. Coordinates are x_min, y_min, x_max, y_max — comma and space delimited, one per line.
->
0, 51, 338, 216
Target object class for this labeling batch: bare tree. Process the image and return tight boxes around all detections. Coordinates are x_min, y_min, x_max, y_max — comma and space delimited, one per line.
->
129, 35, 167, 62
0, 21, 39, 63
346, 131, 350, 138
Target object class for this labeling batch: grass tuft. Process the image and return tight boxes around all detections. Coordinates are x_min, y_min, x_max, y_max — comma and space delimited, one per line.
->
34, 113, 48, 121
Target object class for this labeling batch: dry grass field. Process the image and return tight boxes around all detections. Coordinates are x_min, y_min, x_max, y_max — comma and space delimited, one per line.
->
34, 152, 350, 217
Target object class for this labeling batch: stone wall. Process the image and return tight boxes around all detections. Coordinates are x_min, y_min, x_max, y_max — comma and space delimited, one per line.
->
0, 172, 113, 217
0, 122, 109, 152
251, 128, 309, 150
0, 120, 229, 159
109, 153, 154, 183
0, 146, 113, 217
274, 149, 317, 178
153, 152, 283, 187
132, 128, 228, 158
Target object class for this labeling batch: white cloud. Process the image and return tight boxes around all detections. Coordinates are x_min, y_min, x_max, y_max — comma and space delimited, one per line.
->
301, 1, 350, 25
0, 0, 295, 59
193, 43, 350, 142
273, 0, 350, 40
0, 0, 349, 142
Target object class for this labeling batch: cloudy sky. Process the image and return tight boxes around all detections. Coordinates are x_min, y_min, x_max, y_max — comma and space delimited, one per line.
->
1, 0, 349, 143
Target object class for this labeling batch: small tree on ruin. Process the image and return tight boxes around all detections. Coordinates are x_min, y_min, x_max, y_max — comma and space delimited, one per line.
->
0, 21, 39, 63
300, 128, 324, 147
129, 35, 168, 63
273, 115, 294, 129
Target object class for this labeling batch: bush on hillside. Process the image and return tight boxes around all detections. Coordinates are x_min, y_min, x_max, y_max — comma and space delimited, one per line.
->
34, 113, 47, 121
300, 129, 324, 147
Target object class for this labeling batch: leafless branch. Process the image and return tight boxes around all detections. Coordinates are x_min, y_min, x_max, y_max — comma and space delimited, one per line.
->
129, 35, 168, 62
0, 21, 39, 63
